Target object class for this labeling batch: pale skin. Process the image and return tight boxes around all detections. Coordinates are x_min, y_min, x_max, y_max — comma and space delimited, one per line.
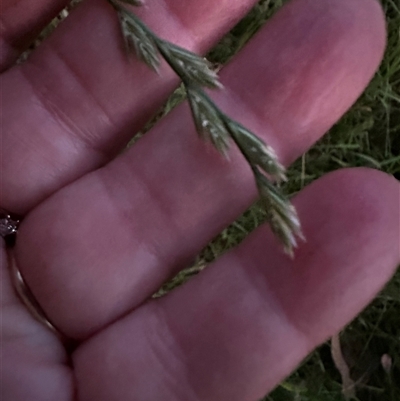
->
1, 0, 399, 400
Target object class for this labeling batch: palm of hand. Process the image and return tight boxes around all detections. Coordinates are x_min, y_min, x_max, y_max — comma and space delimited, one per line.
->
1, 0, 399, 400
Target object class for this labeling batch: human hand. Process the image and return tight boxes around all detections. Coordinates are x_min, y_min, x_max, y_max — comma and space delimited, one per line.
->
1, 0, 399, 400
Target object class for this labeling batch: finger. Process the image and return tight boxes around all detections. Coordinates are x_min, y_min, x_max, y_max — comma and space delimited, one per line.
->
72, 168, 400, 401
15, 0, 386, 339
0, 242, 73, 401
0, 0, 71, 71
1, 0, 258, 214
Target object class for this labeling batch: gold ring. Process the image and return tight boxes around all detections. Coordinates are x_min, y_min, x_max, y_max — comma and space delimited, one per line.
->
7, 251, 66, 341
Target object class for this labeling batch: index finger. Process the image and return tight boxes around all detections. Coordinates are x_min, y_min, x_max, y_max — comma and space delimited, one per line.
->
72, 169, 400, 401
